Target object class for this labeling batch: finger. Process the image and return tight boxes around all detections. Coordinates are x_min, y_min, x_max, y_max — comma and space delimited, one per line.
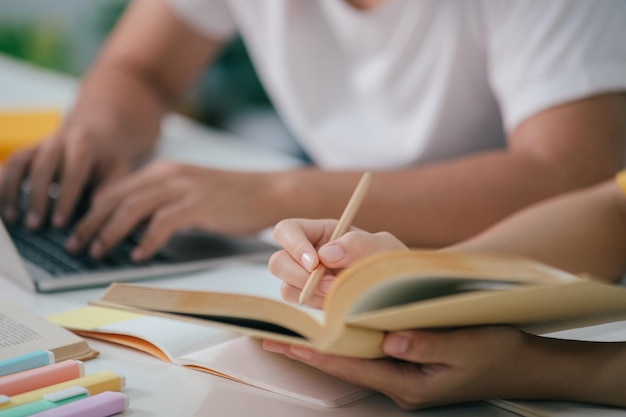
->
0, 147, 35, 222
318, 230, 408, 269
281, 345, 426, 403
268, 249, 311, 289
263, 342, 438, 410
279, 282, 325, 308
382, 331, 440, 362
89, 184, 183, 259
279, 282, 299, 304
269, 249, 338, 303
53, 128, 96, 227
25, 137, 63, 229
273, 218, 339, 271
387, 326, 525, 367
67, 164, 168, 253
129, 196, 200, 261
66, 191, 119, 255
98, 160, 131, 188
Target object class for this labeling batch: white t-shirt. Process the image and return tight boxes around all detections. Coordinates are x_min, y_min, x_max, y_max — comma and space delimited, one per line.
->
167, 0, 626, 170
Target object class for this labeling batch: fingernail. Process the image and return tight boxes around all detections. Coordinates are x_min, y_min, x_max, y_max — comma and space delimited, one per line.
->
90, 240, 104, 258
318, 279, 334, 295
65, 235, 79, 252
384, 333, 410, 355
318, 244, 345, 263
262, 341, 286, 354
289, 346, 315, 360
25, 211, 40, 229
52, 212, 65, 228
3, 206, 16, 222
301, 252, 315, 270
131, 248, 145, 262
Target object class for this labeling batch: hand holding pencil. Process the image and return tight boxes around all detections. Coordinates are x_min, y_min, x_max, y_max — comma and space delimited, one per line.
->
298, 172, 373, 305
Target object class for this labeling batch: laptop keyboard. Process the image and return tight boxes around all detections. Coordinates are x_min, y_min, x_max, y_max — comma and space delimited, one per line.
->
7, 224, 170, 277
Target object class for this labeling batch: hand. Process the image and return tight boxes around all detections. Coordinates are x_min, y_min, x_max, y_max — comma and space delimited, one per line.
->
269, 218, 407, 307
263, 326, 569, 410
65, 160, 281, 261
0, 122, 135, 229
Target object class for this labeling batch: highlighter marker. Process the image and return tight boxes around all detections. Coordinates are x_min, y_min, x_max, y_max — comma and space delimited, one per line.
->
0, 371, 125, 411
0, 351, 54, 377
0, 387, 88, 417
0, 360, 84, 396
28, 391, 128, 417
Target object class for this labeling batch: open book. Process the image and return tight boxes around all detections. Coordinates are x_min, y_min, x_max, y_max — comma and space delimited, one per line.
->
0, 299, 98, 362
91, 250, 626, 359
48, 305, 370, 408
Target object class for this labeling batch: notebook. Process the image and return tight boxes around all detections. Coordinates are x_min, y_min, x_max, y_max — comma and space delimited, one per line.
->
0, 217, 274, 293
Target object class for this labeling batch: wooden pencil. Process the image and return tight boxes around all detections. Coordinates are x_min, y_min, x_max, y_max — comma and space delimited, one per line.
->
298, 171, 373, 305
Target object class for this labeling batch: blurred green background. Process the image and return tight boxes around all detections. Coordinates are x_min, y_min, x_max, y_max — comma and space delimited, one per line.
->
0, 0, 301, 156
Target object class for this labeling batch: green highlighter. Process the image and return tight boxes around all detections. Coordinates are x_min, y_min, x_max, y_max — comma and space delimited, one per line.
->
0, 386, 88, 417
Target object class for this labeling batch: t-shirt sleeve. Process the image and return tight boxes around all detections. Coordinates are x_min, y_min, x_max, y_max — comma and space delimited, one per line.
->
484, 0, 626, 133
166, 0, 238, 39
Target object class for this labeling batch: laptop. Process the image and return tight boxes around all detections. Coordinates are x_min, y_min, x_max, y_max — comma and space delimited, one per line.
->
0, 217, 276, 293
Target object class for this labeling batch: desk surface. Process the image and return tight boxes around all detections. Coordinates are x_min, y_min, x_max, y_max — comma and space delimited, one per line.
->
0, 53, 582, 417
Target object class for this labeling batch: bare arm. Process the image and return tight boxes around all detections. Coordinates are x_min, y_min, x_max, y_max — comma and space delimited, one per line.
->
0, 0, 227, 228
70, 0, 226, 159
267, 94, 626, 247
450, 179, 626, 283
265, 327, 626, 409
269, 216, 626, 408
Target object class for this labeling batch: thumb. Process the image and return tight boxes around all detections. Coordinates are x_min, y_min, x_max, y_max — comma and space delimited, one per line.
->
317, 242, 350, 268
319, 230, 408, 269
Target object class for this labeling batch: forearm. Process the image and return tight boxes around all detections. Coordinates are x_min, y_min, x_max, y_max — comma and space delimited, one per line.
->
68, 60, 168, 161
268, 150, 616, 248
269, 94, 625, 248
67, 0, 225, 162
451, 180, 626, 282
520, 335, 626, 407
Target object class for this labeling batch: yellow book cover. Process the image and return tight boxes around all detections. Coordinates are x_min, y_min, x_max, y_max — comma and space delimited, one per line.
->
92, 250, 626, 359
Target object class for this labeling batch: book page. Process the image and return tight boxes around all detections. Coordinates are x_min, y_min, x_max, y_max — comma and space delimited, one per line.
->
490, 399, 626, 417
49, 306, 241, 361
95, 285, 327, 342
541, 320, 626, 342
346, 280, 626, 332
0, 299, 91, 361
178, 336, 371, 408
347, 276, 524, 315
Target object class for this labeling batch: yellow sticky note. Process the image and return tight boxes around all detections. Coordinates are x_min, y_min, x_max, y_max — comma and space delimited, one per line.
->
48, 306, 145, 330
0, 110, 62, 162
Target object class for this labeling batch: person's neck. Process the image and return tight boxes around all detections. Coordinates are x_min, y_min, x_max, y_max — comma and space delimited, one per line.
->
345, 0, 387, 11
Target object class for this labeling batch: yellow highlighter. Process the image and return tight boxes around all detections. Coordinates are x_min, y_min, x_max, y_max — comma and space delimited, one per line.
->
0, 110, 62, 162
0, 371, 125, 411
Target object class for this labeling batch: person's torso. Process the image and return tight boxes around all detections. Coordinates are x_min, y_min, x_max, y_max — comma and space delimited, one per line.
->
228, 0, 506, 169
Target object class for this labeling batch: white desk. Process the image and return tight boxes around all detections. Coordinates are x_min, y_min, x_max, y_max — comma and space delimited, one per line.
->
0, 53, 535, 417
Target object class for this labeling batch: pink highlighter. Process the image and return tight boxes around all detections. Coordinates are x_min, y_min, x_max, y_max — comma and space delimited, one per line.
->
0, 360, 84, 396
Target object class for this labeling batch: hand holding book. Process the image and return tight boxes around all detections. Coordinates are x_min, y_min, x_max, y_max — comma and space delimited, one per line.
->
266, 211, 626, 411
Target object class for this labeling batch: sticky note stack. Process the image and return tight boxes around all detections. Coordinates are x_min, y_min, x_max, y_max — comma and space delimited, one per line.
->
0, 350, 128, 416
0, 110, 62, 162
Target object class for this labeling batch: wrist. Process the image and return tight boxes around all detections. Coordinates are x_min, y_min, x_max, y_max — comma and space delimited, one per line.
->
520, 334, 626, 406
64, 108, 154, 162
257, 169, 321, 225
262, 169, 367, 224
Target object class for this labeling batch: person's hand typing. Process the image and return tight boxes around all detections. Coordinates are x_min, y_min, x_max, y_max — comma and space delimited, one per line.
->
64, 160, 287, 261
0, 122, 135, 230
